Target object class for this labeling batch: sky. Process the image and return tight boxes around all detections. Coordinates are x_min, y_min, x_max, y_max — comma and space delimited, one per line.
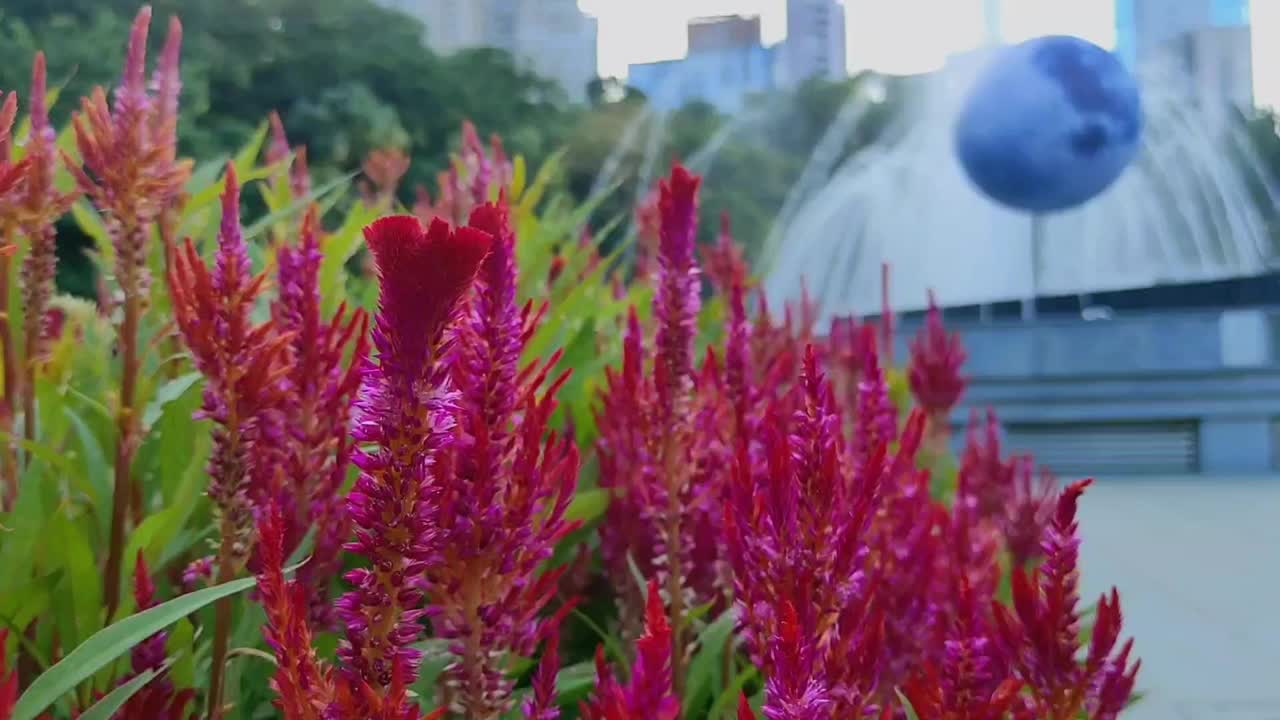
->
578, 0, 1280, 108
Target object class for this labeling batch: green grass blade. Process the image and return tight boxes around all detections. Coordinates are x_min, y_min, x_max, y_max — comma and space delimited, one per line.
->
76, 667, 160, 720
12, 575, 261, 720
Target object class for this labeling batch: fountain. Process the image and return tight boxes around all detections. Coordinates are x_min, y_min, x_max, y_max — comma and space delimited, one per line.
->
760, 42, 1280, 318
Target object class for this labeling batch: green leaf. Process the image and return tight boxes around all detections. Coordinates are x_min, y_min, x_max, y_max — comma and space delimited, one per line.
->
564, 488, 609, 525
553, 660, 596, 703
77, 667, 160, 720
233, 120, 270, 179
243, 172, 355, 242
707, 666, 759, 720
141, 372, 202, 431
569, 609, 629, 676
49, 514, 103, 648
12, 573, 266, 720
62, 406, 112, 539
683, 609, 738, 717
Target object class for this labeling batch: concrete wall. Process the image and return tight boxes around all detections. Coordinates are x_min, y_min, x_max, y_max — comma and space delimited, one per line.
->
894, 308, 1280, 474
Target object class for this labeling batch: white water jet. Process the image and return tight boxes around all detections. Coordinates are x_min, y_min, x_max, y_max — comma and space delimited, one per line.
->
762, 47, 1279, 318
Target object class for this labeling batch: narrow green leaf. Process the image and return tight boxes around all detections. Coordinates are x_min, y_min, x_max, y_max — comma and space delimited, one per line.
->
62, 406, 111, 538
233, 120, 270, 179
141, 372, 202, 431
13, 573, 266, 720
564, 489, 609, 524
569, 609, 630, 676
77, 667, 159, 720
683, 609, 738, 717
243, 172, 355, 242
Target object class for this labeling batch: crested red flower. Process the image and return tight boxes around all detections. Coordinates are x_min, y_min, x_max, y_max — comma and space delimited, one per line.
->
336, 214, 490, 694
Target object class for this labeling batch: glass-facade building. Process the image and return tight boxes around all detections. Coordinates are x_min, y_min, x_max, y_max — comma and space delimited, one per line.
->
1114, 0, 1249, 66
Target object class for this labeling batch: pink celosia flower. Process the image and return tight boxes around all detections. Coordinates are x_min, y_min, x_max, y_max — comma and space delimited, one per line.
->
580, 581, 680, 720
413, 122, 513, 225
336, 215, 490, 694
168, 164, 291, 572
726, 346, 898, 718
181, 555, 214, 592
992, 480, 1140, 719
272, 206, 370, 625
427, 201, 580, 718
361, 148, 411, 207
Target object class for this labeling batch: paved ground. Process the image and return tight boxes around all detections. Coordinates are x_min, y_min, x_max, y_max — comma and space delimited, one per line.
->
1077, 477, 1280, 719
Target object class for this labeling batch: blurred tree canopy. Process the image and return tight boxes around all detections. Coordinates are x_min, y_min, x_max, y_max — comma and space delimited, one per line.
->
0, 0, 902, 287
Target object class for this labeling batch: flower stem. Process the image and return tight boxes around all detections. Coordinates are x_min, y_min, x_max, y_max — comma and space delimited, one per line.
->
0, 247, 17, 508
206, 525, 237, 720
104, 260, 144, 620
663, 434, 687, 701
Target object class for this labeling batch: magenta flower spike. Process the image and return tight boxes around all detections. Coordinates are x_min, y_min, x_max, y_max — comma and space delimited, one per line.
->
273, 206, 370, 625
335, 215, 490, 693
580, 581, 680, 720
425, 200, 581, 717
908, 291, 968, 417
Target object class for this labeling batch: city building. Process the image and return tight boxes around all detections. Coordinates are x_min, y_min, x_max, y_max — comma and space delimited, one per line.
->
781, 0, 847, 85
629, 15, 777, 114
1115, 0, 1252, 108
386, 0, 598, 102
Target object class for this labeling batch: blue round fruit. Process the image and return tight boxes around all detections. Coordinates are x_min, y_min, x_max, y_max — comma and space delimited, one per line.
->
954, 35, 1143, 214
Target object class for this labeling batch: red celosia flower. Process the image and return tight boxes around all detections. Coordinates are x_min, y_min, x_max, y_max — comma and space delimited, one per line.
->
266, 111, 313, 206
853, 327, 898, 469
256, 505, 336, 720
992, 480, 1140, 719
908, 291, 967, 417
702, 212, 751, 296
580, 581, 680, 720
426, 201, 581, 717
633, 187, 661, 280
336, 215, 490, 694
522, 633, 562, 720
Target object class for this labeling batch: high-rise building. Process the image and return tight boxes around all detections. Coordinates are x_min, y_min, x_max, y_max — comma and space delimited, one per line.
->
387, 0, 598, 102
629, 15, 777, 114
688, 15, 762, 54
781, 0, 847, 85
1115, 0, 1249, 66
